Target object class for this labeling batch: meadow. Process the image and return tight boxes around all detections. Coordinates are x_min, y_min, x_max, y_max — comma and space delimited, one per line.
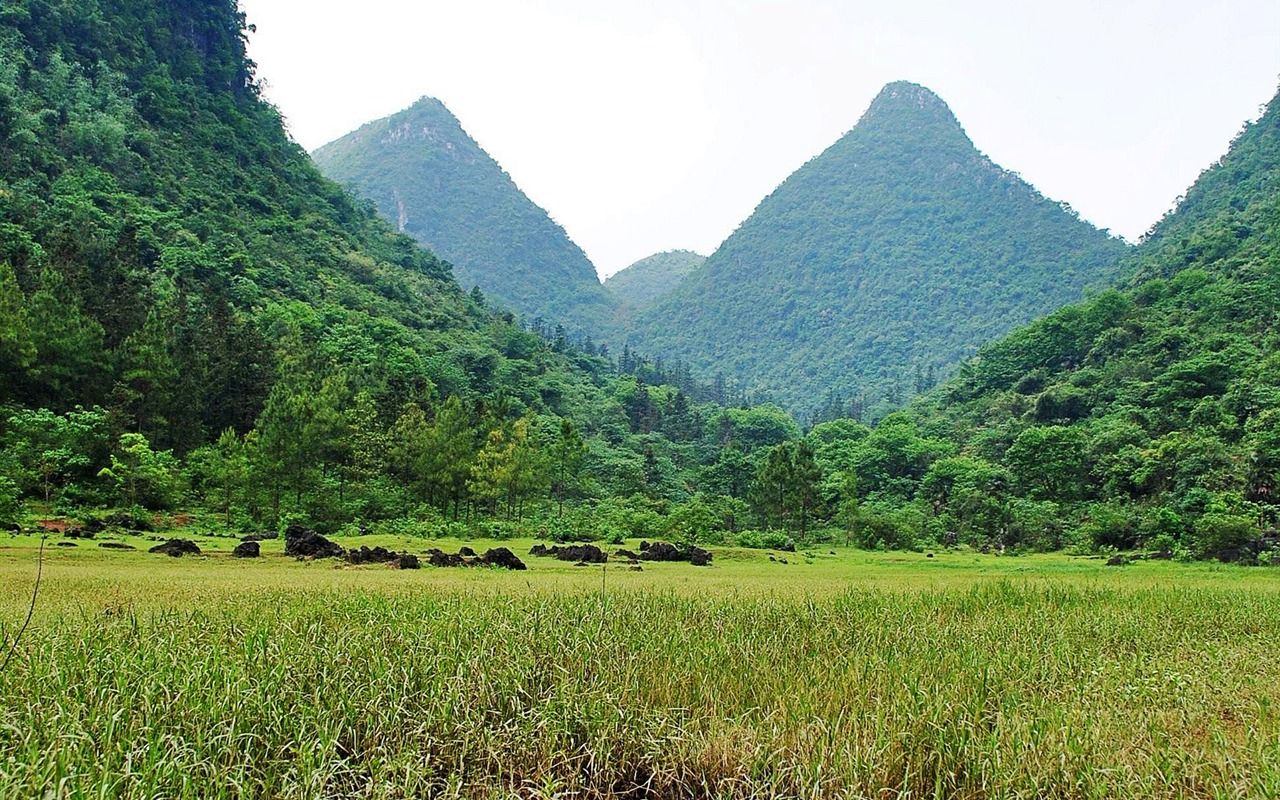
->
0, 531, 1276, 799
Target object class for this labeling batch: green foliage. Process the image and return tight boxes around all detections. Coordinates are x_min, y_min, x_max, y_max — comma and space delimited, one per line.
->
313, 97, 618, 335
604, 249, 705, 311
629, 81, 1128, 418
98, 432, 178, 510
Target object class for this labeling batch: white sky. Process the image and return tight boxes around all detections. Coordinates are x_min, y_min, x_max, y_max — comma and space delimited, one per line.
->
239, 0, 1280, 279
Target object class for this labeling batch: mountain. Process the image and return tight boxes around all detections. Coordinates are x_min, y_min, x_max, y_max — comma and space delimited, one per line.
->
627, 81, 1130, 417
0, 0, 620, 455
911, 85, 1280, 556
312, 97, 618, 335
605, 249, 706, 311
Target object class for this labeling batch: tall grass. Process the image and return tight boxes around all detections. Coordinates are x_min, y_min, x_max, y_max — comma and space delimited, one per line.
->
0, 568, 1275, 798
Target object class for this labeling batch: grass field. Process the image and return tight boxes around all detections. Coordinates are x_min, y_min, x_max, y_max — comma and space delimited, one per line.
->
0, 531, 1277, 798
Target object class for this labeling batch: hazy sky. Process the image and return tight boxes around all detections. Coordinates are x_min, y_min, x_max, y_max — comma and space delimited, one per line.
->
238, 0, 1279, 278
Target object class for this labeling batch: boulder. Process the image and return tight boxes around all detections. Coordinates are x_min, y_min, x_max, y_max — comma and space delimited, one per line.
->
232, 541, 260, 558
56, 541, 78, 547
390, 554, 420, 569
1106, 554, 1129, 567
479, 547, 527, 570
428, 549, 465, 568
98, 542, 136, 550
458, 546, 477, 557
149, 538, 202, 557
689, 547, 712, 567
284, 524, 345, 559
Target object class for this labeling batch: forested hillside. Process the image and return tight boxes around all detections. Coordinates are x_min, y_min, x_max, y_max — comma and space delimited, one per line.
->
312, 97, 618, 336
0, 0, 1274, 564
0, 0, 761, 535
907, 87, 1280, 558
605, 249, 705, 311
628, 82, 1130, 418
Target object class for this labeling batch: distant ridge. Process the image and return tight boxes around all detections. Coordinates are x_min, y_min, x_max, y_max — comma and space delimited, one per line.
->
605, 250, 706, 311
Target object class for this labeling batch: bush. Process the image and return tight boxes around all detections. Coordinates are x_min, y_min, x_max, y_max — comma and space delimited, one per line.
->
0, 475, 18, 525
735, 529, 795, 551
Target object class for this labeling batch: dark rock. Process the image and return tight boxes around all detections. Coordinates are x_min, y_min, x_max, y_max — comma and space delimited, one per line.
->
458, 546, 476, 557
479, 547, 526, 570
829, 551, 836, 555
2, 522, 20, 533
428, 549, 465, 568
768, 555, 776, 562
284, 524, 345, 559
639, 540, 650, 551
640, 541, 713, 565
98, 542, 136, 550
778, 541, 796, 553
347, 545, 400, 565
629, 564, 643, 572
84, 518, 107, 533
64, 526, 84, 539
1106, 554, 1129, 567
615, 549, 640, 561
1147, 550, 1173, 561
56, 541, 78, 547
104, 512, 152, 532
232, 541, 260, 558
149, 539, 202, 557
390, 554, 420, 569
528, 543, 607, 563
639, 541, 682, 561
926, 552, 935, 558
574, 561, 590, 567
779, 558, 789, 564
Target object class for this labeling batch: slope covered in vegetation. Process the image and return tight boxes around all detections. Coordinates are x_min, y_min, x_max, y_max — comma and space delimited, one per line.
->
628, 82, 1130, 418
605, 249, 705, 311
312, 97, 619, 336
906, 86, 1280, 558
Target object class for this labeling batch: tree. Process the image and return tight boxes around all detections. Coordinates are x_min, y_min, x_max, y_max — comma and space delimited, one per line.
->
0, 261, 34, 402
549, 418, 587, 518
98, 432, 178, 510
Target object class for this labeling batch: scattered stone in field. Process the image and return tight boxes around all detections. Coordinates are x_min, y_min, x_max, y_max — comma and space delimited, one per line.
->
2, 523, 19, 533
104, 511, 152, 532
1106, 554, 1130, 567
778, 541, 796, 553
926, 552, 935, 558
639, 540, 650, 551
284, 524, 345, 559
528, 543, 607, 563
638, 541, 713, 566
390, 554, 420, 569
149, 538, 202, 557
768, 555, 776, 562
63, 526, 85, 539
232, 541, 260, 558
458, 546, 476, 557
56, 541, 78, 547
574, 560, 590, 567
779, 558, 789, 564
829, 550, 837, 555
98, 542, 136, 550
629, 564, 643, 571
615, 549, 640, 561
428, 549, 465, 568
1147, 550, 1173, 560
478, 547, 526, 570
347, 545, 399, 565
